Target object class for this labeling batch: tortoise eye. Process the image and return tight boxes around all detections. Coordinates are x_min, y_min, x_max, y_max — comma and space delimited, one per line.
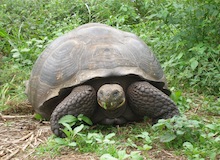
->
112, 90, 119, 97
99, 90, 103, 95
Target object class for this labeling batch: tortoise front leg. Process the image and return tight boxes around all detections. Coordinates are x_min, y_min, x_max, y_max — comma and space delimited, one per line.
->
50, 85, 96, 137
127, 81, 179, 124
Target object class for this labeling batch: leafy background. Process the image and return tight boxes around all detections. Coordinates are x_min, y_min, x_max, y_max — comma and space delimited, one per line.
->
0, 0, 219, 159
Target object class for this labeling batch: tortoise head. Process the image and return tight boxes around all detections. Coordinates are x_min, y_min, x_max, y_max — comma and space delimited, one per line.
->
97, 84, 125, 110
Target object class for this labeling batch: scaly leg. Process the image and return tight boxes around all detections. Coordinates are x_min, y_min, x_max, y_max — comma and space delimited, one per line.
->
127, 81, 179, 124
50, 85, 96, 137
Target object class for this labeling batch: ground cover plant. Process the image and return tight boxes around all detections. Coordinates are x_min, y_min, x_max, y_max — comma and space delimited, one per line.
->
0, 0, 219, 159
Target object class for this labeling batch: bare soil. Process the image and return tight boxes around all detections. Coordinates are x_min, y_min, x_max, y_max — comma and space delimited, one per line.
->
0, 103, 186, 160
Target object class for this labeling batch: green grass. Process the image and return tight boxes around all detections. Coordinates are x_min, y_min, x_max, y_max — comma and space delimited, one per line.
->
0, 0, 219, 159
0, 58, 31, 110
35, 114, 220, 159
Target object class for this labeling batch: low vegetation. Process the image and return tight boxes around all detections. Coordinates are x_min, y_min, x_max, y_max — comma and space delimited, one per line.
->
1, 0, 219, 159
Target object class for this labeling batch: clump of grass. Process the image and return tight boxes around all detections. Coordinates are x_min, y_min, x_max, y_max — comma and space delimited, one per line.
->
0, 57, 31, 110
37, 114, 220, 159
36, 114, 146, 159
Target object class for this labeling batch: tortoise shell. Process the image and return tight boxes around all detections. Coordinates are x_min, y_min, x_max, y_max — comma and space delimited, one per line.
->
26, 23, 170, 119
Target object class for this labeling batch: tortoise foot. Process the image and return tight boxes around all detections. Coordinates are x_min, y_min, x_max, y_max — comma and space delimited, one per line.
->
50, 85, 96, 137
127, 81, 179, 123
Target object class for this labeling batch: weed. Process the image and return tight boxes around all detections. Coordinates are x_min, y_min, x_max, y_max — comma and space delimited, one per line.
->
35, 136, 65, 158
170, 89, 192, 112
201, 97, 220, 116
100, 150, 143, 160
152, 116, 220, 159
42, 114, 145, 158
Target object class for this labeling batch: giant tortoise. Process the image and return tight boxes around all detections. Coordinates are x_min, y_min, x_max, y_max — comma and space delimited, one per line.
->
26, 23, 179, 137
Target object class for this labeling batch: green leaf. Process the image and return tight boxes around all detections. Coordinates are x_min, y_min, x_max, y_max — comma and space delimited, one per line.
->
34, 113, 43, 120
103, 139, 115, 144
171, 91, 182, 102
12, 52, 21, 58
205, 124, 217, 130
61, 128, 71, 138
60, 123, 85, 138
100, 154, 118, 160
190, 58, 198, 70
176, 130, 185, 135
21, 48, 30, 52
87, 133, 98, 139
54, 137, 66, 145
0, 29, 7, 38
126, 138, 138, 148
77, 114, 84, 120
103, 102, 107, 110
136, 132, 149, 138
118, 150, 130, 159
68, 142, 77, 147
183, 142, 194, 150
130, 151, 144, 160
73, 124, 84, 135
160, 132, 177, 142
176, 52, 184, 60
58, 115, 77, 124
138, 144, 152, 151
79, 115, 93, 125
61, 122, 73, 132
105, 133, 116, 139
152, 119, 166, 130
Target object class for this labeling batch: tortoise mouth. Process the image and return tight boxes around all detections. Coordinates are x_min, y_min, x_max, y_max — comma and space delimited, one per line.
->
98, 98, 125, 110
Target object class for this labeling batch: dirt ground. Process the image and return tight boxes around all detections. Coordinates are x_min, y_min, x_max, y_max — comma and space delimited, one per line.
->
0, 103, 186, 160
